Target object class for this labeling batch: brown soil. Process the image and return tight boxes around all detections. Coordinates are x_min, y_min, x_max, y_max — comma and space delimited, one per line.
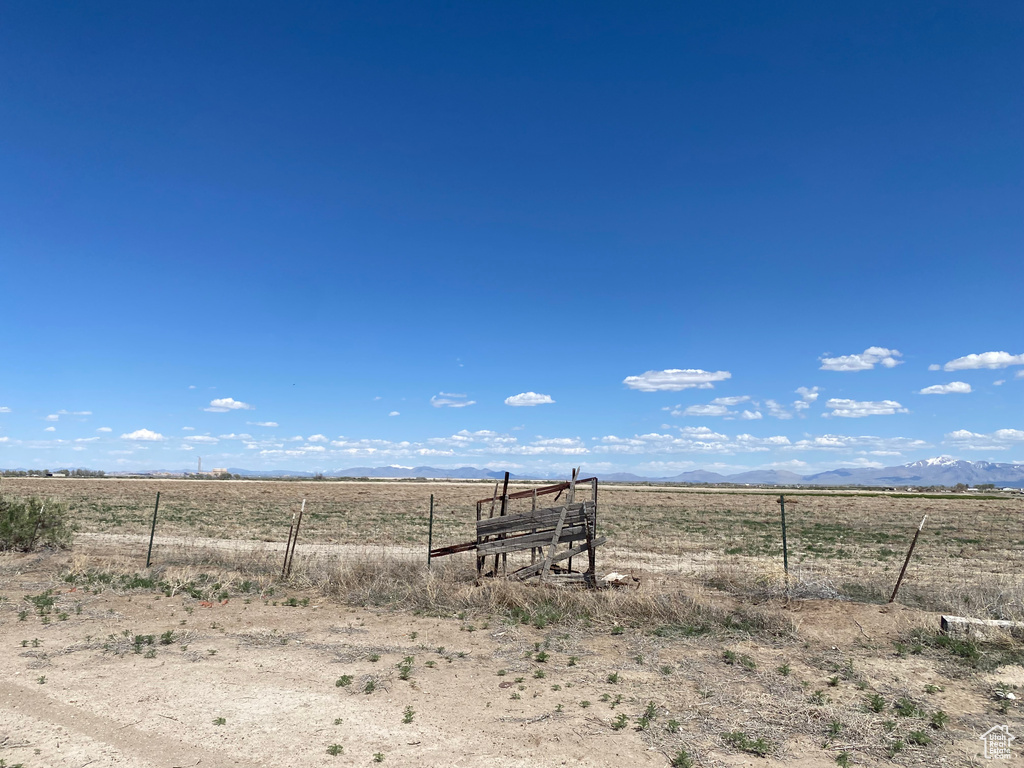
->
2, 479, 1023, 766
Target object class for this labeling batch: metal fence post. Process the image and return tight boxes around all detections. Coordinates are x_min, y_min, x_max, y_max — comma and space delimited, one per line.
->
145, 492, 160, 568
778, 494, 789, 574
427, 494, 434, 568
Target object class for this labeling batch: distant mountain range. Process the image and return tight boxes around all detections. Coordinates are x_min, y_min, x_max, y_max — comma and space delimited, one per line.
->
601, 457, 1024, 487
10, 457, 1024, 487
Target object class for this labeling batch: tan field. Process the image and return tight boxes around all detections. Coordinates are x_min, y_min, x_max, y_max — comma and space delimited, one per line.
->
2, 477, 1023, 767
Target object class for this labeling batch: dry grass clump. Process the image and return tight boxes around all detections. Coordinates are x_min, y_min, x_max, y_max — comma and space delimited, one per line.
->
309, 556, 793, 637
49, 546, 792, 637
900, 572, 1024, 622
703, 560, 845, 602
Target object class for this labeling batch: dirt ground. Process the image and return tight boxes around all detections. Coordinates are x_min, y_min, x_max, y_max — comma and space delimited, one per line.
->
2, 547, 1023, 768
2, 479, 1024, 766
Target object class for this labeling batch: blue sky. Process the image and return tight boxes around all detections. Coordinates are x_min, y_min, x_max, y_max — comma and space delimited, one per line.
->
1, 2, 1021, 476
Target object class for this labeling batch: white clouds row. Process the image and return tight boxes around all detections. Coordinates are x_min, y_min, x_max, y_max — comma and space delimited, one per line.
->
431, 392, 476, 408
820, 347, 902, 372
623, 369, 731, 392
938, 351, 1024, 371
919, 381, 971, 395
205, 398, 253, 412
944, 428, 1024, 451
379, 391, 561, 408
824, 398, 909, 418
504, 392, 555, 407
16, 425, 1024, 465
667, 387, 821, 421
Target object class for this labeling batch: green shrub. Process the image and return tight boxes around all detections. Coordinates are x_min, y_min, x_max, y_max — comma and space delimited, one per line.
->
0, 495, 73, 551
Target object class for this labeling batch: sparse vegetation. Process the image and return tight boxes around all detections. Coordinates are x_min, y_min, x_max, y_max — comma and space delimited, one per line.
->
2, 478, 1021, 767
0, 494, 73, 551
721, 730, 771, 757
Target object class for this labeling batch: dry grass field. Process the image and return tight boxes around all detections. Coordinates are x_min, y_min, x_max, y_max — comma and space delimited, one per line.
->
2, 477, 1024, 767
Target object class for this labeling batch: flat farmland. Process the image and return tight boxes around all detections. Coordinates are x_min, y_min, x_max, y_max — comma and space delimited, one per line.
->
2, 477, 1023, 614
3, 478, 1024, 767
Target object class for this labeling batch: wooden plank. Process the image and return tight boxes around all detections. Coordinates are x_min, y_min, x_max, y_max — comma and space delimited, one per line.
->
539, 506, 569, 583
567, 468, 578, 572
475, 507, 589, 536
476, 500, 485, 576
479, 513, 592, 542
474, 478, 597, 505
476, 502, 590, 536
476, 526, 589, 556
495, 472, 509, 577
475, 505, 589, 536
509, 537, 607, 580
475, 500, 481, 576
430, 540, 478, 557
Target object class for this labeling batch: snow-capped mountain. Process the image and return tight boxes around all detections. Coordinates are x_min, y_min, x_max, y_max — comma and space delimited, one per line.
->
88, 457, 1024, 487
801, 458, 1024, 487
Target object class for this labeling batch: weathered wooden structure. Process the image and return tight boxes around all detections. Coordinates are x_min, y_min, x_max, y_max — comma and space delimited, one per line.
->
430, 469, 604, 587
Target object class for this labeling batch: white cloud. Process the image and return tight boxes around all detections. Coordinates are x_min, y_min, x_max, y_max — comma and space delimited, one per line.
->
183, 435, 219, 444
188, 385, 196, 389
97, 427, 112, 432
918, 381, 972, 395
944, 428, 1024, 451
0, 407, 10, 413
623, 369, 731, 392
505, 392, 555, 407
248, 421, 279, 427
592, 428, 790, 456
795, 386, 820, 403
820, 346, 903, 372
45, 414, 59, 422
1016, 371, 1024, 379
739, 410, 763, 420
823, 398, 909, 418
788, 434, 929, 453
307, 434, 328, 443
204, 397, 254, 412
44, 426, 56, 432
121, 428, 166, 441
765, 400, 792, 420
505, 437, 587, 455
0, 437, 8, 442
180, 444, 194, 451
389, 411, 400, 417
218, 433, 252, 440
928, 364, 941, 371
681, 404, 730, 417
74, 437, 100, 443
943, 351, 1024, 371
431, 393, 476, 408
182, 426, 195, 431
58, 410, 92, 416
994, 380, 1005, 386
710, 395, 750, 406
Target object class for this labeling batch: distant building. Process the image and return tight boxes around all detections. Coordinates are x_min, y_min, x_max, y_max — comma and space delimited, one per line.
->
211, 467, 229, 475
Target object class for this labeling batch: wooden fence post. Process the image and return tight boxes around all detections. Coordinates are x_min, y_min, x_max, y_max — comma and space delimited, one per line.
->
890, 515, 927, 603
